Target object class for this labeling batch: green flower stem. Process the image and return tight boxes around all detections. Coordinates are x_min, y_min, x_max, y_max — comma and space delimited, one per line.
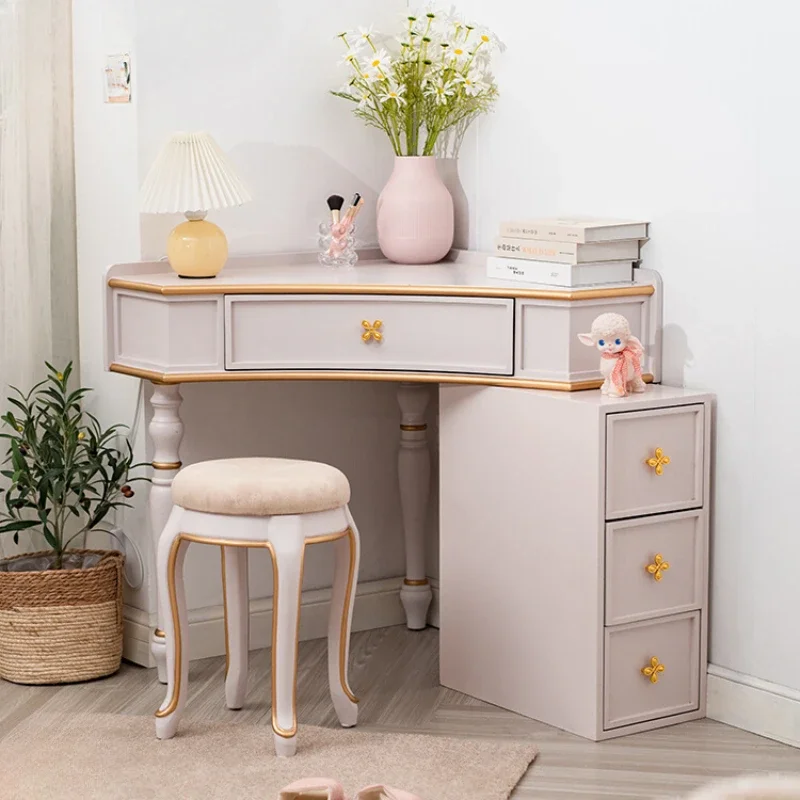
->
345, 53, 402, 155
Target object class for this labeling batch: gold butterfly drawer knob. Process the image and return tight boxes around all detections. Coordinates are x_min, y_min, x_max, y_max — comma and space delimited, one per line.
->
361, 320, 383, 343
646, 447, 670, 475
642, 656, 665, 684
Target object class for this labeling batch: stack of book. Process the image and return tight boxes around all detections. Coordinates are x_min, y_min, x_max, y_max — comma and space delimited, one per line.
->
486, 218, 650, 287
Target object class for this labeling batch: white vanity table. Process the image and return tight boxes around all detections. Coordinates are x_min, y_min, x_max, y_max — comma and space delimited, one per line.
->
104, 249, 711, 740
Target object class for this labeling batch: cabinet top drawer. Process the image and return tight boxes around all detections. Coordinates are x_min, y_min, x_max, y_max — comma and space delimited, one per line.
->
224, 294, 514, 375
606, 404, 706, 520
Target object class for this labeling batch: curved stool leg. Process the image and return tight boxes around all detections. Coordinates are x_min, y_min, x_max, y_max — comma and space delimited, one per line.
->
155, 507, 190, 740
269, 517, 304, 757
222, 545, 249, 710
328, 508, 360, 728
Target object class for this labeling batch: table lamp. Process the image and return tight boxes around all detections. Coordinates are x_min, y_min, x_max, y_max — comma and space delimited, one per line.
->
140, 131, 252, 279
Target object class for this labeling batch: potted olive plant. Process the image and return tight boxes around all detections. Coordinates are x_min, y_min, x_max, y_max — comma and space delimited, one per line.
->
0, 363, 146, 684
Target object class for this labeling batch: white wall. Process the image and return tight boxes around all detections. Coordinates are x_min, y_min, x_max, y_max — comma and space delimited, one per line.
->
73, 0, 442, 628
455, 0, 799, 693
74, 0, 798, 706
73, 0, 151, 610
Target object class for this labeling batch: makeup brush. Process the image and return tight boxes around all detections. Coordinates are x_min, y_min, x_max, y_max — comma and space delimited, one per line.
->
349, 195, 365, 223
341, 193, 362, 227
327, 194, 345, 224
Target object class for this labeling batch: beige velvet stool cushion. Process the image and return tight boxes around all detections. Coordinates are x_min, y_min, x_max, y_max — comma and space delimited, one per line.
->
171, 458, 351, 516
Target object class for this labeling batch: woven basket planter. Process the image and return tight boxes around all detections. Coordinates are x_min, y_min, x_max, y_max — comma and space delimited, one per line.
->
0, 549, 124, 685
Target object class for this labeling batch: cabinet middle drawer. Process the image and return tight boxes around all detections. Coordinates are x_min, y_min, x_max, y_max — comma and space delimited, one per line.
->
224, 295, 514, 374
605, 510, 705, 626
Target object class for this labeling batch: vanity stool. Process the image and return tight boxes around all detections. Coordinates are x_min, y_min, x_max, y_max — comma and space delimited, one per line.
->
153, 457, 361, 757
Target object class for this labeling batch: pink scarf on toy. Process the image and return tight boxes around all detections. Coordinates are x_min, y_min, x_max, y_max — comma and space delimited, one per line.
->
601, 336, 643, 393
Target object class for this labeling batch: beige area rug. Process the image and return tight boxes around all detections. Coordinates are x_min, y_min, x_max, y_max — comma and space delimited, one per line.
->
0, 712, 537, 800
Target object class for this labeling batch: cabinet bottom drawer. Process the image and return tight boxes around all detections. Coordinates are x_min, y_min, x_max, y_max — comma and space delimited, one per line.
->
604, 611, 700, 730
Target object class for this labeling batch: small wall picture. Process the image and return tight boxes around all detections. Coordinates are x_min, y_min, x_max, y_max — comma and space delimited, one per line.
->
104, 53, 131, 103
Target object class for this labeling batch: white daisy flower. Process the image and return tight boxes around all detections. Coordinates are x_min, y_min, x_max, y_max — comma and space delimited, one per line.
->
357, 24, 376, 44
357, 89, 374, 109
339, 49, 361, 67
457, 68, 487, 97
440, 4, 466, 27
441, 40, 469, 62
409, 3, 436, 21
365, 48, 391, 73
475, 26, 505, 51
420, 60, 444, 89
426, 77, 456, 105
357, 68, 380, 84
379, 84, 407, 106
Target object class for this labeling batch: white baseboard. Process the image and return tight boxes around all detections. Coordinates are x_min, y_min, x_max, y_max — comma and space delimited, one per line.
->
707, 663, 800, 748
124, 574, 440, 668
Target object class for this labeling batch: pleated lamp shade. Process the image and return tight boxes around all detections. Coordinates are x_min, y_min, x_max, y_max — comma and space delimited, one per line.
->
140, 131, 252, 214
140, 132, 252, 279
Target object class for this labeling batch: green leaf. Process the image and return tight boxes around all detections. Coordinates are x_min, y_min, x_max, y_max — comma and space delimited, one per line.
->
41, 528, 59, 549
0, 519, 39, 534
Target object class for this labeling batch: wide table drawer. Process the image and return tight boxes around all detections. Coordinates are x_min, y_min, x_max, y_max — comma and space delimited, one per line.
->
605, 510, 705, 626
604, 611, 700, 730
606, 404, 705, 520
225, 295, 514, 374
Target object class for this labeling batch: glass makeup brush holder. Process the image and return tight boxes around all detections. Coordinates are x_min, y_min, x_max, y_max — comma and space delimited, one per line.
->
318, 220, 358, 268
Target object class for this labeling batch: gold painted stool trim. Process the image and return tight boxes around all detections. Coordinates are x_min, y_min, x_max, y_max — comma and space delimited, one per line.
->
156, 527, 359, 741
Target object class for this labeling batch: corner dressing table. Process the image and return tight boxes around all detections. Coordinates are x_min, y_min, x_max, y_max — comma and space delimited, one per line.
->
104, 249, 712, 740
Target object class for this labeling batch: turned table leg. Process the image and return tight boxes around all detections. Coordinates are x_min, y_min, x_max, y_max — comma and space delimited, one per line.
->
397, 383, 433, 630
148, 383, 184, 683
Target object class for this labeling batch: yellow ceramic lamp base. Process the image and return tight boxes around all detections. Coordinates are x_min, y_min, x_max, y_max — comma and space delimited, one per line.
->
166, 219, 229, 279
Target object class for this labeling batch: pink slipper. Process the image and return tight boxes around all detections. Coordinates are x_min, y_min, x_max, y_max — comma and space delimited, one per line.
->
354, 786, 422, 800
278, 778, 345, 800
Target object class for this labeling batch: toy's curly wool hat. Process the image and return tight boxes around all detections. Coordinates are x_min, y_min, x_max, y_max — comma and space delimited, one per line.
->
588, 312, 631, 339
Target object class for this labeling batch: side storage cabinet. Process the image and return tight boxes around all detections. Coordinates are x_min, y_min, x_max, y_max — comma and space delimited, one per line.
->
440, 384, 712, 741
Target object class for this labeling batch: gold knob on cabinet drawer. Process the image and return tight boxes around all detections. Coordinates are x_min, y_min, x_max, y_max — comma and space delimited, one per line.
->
646, 553, 670, 582
642, 656, 665, 683
361, 319, 383, 343
646, 447, 670, 475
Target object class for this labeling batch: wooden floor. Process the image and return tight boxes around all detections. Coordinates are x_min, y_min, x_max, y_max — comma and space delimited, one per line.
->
2, 625, 800, 798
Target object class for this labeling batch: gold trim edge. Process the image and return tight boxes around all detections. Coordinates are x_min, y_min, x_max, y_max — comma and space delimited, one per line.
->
152, 461, 182, 470
108, 277, 655, 302
221, 547, 230, 680
155, 528, 359, 727
110, 363, 655, 393
403, 578, 429, 587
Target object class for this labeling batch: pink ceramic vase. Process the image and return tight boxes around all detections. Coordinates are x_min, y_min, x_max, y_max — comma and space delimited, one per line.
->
376, 156, 454, 264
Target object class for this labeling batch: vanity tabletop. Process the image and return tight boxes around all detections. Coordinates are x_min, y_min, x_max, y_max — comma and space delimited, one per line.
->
106, 249, 659, 301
